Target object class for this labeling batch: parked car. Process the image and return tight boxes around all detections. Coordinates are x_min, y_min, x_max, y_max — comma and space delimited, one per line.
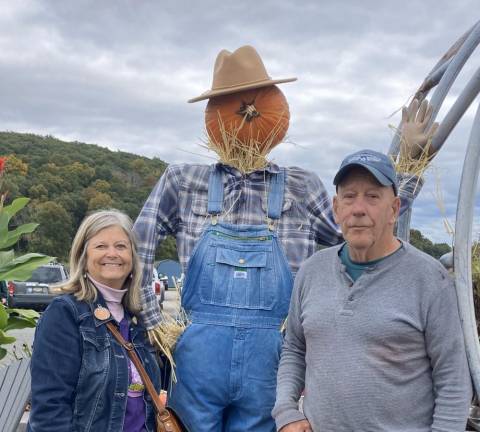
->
7, 263, 68, 310
156, 259, 182, 290
158, 273, 169, 290
152, 268, 165, 309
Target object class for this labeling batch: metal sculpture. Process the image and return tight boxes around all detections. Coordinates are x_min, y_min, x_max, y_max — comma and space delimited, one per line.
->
388, 19, 480, 397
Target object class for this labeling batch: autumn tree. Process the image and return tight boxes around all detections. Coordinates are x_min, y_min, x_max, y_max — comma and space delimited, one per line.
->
88, 192, 114, 211
29, 201, 74, 261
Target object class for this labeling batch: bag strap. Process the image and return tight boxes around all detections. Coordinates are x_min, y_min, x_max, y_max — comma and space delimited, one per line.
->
106, 321, 166, 415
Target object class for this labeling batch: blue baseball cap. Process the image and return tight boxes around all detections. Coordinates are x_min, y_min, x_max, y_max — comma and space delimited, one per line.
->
333, 149, 398, 195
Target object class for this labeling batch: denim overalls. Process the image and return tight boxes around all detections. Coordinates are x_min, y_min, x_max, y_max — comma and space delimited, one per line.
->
168, 166, 294, 432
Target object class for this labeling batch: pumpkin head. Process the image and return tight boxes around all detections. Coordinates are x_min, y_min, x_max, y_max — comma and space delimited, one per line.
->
205, 85, 290, 157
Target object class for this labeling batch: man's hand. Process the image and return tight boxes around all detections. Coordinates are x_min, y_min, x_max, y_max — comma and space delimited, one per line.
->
400, 98, 439, 160
280, 420, 313, 432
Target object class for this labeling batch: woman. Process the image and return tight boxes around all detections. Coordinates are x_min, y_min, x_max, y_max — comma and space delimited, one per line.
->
27, 210, 161, 432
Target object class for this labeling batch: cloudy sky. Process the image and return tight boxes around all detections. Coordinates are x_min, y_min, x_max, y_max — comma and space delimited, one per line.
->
0, 0, 479, 243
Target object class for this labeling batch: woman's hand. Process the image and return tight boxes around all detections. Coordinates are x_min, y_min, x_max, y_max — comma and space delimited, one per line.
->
280, 419, 313, 432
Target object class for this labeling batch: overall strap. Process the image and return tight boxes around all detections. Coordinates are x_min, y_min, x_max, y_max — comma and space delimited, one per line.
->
207, 165, 224, 215
267, 168, 286, 220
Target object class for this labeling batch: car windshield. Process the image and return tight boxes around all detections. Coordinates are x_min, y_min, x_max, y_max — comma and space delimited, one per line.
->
27, 267, 63, 283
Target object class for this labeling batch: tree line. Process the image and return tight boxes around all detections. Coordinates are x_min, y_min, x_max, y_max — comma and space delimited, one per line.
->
409, 229, 451, 259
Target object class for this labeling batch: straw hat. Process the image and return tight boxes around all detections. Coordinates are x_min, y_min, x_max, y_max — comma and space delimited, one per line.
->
188, 45, 297, 103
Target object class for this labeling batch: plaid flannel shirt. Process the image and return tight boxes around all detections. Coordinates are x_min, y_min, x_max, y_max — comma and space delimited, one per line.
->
134, 162, 419, 329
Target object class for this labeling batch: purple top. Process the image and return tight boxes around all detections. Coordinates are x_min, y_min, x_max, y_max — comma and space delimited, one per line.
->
119, 318, 147, 432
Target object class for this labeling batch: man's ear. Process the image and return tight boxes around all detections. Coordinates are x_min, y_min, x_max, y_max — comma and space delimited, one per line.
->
333, 195, 340, 224
391, 196, 401, 224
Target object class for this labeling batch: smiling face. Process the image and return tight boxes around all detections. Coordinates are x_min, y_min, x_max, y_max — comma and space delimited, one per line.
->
333, 167, 400, 262
85, 225, 133, 289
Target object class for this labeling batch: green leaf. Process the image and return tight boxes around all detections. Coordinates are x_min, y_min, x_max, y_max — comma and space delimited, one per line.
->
0, 252, 51, 268
0, 254, 54, 281
2, 197, 30, 220
0, 329, 16, 345
0, 223, 39, 250
4, 316, 37, 331
0, 212, 8, 245
0, 304, 8, 329
6, 308, 40, 320
0, 347, 6, 360
0, 250, 14, 268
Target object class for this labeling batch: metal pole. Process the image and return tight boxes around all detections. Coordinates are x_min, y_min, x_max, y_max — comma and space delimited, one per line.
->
427, 21, 480, 126
454, 100, 480, 394
431, 66, 480, 153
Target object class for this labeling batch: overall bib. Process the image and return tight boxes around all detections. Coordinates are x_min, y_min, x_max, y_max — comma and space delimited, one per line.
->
169, 166, 294, 432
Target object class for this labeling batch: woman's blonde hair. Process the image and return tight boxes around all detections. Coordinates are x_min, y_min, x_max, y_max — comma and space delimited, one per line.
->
61, 209, 142, 314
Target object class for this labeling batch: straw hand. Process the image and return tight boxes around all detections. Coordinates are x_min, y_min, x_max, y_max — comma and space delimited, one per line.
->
400, 98, 439, 160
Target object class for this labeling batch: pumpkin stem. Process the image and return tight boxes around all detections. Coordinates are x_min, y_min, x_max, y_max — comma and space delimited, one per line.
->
237, 100, 260, 122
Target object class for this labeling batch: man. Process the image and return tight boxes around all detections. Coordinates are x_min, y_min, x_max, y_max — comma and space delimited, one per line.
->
272, 149, 472, 432
134, 46, 436, 431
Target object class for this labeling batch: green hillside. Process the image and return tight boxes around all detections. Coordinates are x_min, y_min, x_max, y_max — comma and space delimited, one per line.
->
0, 131, 177, 262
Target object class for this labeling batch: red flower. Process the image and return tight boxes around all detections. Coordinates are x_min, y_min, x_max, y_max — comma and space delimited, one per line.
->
0, 157, 7, 174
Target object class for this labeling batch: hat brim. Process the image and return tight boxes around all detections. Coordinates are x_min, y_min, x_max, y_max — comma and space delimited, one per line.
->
188, 77, 297, 103
333, 163, 398, 195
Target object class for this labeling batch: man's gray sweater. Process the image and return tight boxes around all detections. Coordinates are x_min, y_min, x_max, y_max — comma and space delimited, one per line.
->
273, 242, 472, 432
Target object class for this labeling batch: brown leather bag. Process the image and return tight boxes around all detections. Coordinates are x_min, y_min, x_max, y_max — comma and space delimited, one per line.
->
106, 321, 186, 432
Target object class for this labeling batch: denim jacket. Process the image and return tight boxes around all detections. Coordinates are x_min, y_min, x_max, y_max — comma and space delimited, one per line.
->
27, 293, 161, 432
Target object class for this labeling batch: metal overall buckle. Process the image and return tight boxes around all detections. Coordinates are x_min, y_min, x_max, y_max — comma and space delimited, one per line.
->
266, 217, 275, 231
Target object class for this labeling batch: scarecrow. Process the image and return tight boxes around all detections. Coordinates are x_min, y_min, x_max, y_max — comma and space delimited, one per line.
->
133, 45, 436, 431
